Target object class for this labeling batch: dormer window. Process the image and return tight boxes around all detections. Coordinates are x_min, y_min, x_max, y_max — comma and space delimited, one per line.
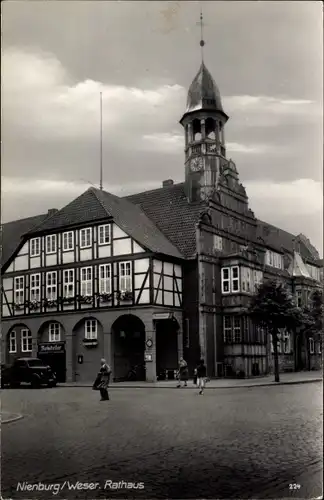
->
265, 250, 283, 269
80, 228, 92, 249
30, 238, 40, 257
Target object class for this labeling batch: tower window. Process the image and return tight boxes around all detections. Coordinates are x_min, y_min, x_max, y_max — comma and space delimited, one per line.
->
192, 118, 202, 142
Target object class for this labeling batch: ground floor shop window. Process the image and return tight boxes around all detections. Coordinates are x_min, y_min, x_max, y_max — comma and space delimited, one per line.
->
49, 323, 61, 342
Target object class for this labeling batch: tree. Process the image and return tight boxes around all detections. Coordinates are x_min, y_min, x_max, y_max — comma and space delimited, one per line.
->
249, 279, 302, 383
299, 289, 323, 369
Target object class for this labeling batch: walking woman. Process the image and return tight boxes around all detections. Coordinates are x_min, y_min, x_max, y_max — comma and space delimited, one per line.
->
177, 357, 189, 388
98, 358, 111, 401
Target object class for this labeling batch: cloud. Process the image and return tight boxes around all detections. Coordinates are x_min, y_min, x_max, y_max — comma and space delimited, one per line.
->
224, 95, 321, 127
227, 142, 270, 154
141, 132, 183, 153
2, 48, 185, 142
246, 178, 323, 216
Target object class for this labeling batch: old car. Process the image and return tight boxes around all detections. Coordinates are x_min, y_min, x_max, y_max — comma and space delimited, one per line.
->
1, 358, 57, 388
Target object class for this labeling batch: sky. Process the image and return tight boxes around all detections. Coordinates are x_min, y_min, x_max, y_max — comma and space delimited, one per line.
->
2, 1, 323, 255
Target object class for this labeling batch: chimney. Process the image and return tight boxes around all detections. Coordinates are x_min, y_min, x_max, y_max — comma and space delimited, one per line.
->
162, 179, 174, 187
47, 208, 58, 217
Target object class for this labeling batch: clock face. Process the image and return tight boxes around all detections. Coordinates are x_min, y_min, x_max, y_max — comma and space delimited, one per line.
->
190, 157, 203, 172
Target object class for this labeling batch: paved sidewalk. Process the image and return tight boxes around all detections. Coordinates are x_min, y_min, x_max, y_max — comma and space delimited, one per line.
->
60, 370, 322, 389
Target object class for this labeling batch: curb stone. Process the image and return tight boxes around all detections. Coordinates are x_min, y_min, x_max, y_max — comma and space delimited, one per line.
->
57, 378, 322, 389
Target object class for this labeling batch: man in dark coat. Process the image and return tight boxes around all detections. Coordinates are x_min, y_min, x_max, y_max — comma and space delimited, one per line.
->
196, 359, 207, 395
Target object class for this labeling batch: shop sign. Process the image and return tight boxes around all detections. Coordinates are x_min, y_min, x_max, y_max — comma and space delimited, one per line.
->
153, 312, 173, 320
38, 342, 65, 353
146, 338, 153, 348
144, 353, 153, 362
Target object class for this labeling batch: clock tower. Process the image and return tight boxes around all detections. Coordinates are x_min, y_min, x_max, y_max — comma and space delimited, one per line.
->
180, 13, 229, 202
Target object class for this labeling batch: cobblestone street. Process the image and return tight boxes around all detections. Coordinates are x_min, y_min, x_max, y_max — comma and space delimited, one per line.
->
1, 382, 323, 499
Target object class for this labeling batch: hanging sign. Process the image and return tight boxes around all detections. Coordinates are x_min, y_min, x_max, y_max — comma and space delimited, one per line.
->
146, 338, 153, 348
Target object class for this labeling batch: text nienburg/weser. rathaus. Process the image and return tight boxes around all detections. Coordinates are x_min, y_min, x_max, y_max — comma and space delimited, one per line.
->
1, 31, 322, 382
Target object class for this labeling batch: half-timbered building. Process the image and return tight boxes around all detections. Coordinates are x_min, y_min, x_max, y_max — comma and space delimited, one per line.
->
1, 60, 322, 382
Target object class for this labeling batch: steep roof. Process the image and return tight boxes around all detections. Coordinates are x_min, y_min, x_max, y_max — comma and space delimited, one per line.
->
27, 187, 182, 259
256, 220, 318, 264
126, 182, 204, 259
1, 213, 49, 267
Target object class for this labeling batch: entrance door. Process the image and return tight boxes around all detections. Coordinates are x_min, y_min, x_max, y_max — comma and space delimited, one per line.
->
38, 352, 66, 382
112, 315, 145, 381
156, 319, 178, 379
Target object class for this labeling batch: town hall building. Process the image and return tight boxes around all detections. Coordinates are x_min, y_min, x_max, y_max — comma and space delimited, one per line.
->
1, 56, 322, 383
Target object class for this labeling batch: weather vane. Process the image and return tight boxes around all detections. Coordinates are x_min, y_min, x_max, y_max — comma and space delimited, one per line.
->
197, 2, 205, 62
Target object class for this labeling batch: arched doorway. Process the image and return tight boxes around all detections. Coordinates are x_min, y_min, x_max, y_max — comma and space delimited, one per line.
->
112, 315, 145, 381
6, 324, 32, 365
155, 317, 179, 380
72, 317, 104, 383
38, 321, 66, 382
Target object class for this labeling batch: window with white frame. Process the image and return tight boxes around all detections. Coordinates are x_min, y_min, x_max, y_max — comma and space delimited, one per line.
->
241, 267, 251, 293
9, 331, 17, 353
231, 266, 239, 292
49, 323, 61, 342
14, 276, 24, 305
233, 317, 241, 343
30, 238, 41, 257
21, 329, 32, 352
270, 333, 282, 354
46, 234, 57, 254
63, 231, 74, 251
282, 331, 291, 354
46, 271, 57, 300
99, 264, 111, 294
309, 337, 314, 354
119, 262, 132, 291
98, 225, 110, 245
306, 264, 320, 282
81, 267, 93, 296
80, 228, 92, 249
30, 274, 41, 302
296, 290, 302, 307
85, 319, 97, 339
63, 269, 74, 298
253, 270, 263, 292
223, 316, 232, 343
213, 234, 223, 251
266, 250, 283, 269
221, 268, 230, 293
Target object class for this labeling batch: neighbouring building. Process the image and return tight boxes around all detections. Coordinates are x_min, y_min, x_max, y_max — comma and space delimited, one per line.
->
1, 59, 322, 382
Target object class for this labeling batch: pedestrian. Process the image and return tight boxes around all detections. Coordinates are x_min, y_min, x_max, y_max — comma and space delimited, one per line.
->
196, 359, 207, 395
177, 357, 189, 388
97, 358, 111, 401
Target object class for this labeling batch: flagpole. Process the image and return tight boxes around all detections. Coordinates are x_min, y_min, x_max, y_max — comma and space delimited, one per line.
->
99, 91, 103, 190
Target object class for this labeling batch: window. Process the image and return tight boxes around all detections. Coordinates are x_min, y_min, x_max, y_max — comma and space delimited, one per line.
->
63, 269, 74, 298
80, 228, 92, 249
233, 317, 241, 343
46, 271, 57, 300
213, 235, 223, 251
253, 270, 263, 292
221, 268, 230, 293
270, 333, 282, 354
9, 331, 17, 353
99, 264, 111, 294
85, 319, 97, 340
231, 266, 239, 292
318, 341, 322, 354
63, 231, 74, 251
243, 317, 249, 342
46, 234, 56, 254
283, 331, 291, 354
223, 316, 232, 343
296, 290, 302, 308
21, 329, 32, 352
81, 267, 93, 296
98, 225, 110, 245
30, 238, 41, 257
309, 338, 314, 354
49, 323, 60, 342
266, 250, 283, 269
14, 276, 24, 305
119, 262, 132, 291
30, 274, 41, 302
